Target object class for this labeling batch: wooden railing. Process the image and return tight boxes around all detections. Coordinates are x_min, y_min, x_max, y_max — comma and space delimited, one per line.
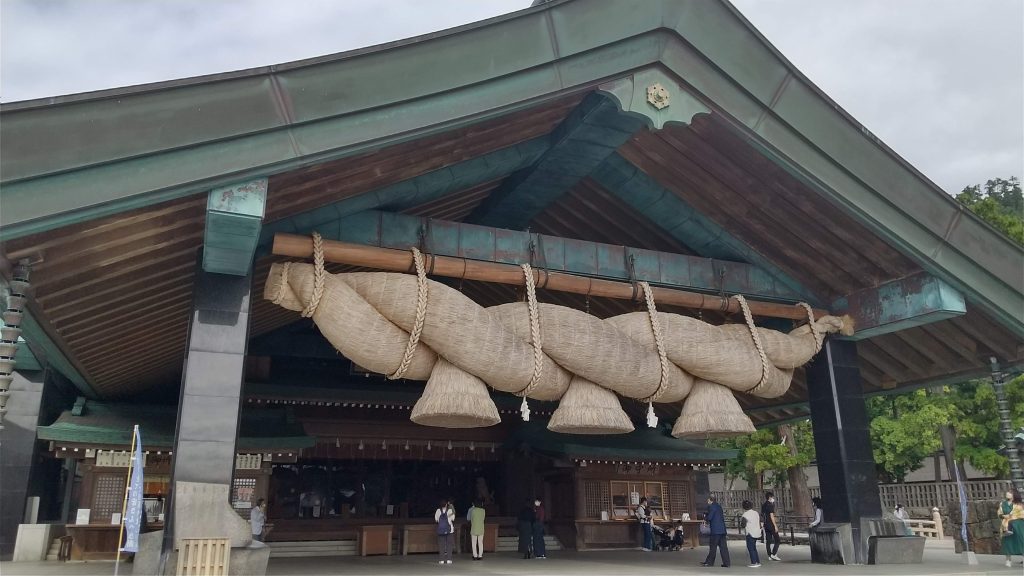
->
903, 508, 944, 539
712, 488, 821, 512
877, 480, 1013, 509
715, 480, 1012, 513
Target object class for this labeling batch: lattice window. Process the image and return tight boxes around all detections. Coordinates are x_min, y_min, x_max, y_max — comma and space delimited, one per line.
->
583, 479, 610, 519
93, 473, 126, 523
669, 481, 691, 519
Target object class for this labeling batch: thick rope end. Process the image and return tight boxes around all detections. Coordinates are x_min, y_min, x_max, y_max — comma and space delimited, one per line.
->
838, 314, 856, 336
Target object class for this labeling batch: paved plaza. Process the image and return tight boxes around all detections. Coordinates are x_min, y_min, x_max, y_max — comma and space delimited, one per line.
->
2, 540, 1019, 576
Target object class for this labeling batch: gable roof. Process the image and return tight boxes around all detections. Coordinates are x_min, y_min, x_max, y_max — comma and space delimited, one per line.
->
2, 0, 1020, 424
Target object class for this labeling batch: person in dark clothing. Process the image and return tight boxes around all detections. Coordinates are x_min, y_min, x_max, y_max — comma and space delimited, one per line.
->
532, 499, 547, 559
700, 495, 730, 567
761, 492, 781, 561
517, 501, 536, 559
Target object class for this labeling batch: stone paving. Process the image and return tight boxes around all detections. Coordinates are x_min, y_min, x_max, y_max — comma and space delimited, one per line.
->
2, 539, 1019, 576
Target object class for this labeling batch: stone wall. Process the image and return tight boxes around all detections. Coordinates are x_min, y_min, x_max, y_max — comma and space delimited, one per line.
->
947, 500, 1003, 554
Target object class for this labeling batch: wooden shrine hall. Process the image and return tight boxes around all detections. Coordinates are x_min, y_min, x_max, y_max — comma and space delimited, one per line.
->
1, 0, 1021, 570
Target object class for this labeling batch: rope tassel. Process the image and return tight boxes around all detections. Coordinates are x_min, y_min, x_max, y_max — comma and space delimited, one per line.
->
520, 396, 531, 422
646, 402, 659, 428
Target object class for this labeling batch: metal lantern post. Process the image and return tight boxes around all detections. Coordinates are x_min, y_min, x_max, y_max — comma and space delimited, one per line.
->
990, 357, 1024, 492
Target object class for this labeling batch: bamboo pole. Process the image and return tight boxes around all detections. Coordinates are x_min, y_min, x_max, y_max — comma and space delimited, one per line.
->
271, 233, 833, 321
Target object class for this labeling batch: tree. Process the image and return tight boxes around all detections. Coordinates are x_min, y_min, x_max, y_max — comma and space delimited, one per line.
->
865, 377, 1024, 482
780, 422, 813, 518
709, 420, 815, 503
955, 177, 1023, 245
866, 390, 953, 483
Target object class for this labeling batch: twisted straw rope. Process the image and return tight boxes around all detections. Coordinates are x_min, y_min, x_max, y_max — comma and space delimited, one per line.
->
799, 302, 823, 352
301, 232, 326, 318
388, 247, 429, 380
734, 294, 771, 394
516, 263, 544, 398
639, 282, 670, 404
271, 262, 292, 306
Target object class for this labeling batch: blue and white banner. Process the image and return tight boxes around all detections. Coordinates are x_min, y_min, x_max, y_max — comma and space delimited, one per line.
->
953, 459, 969, 548
120, 426, 144, 553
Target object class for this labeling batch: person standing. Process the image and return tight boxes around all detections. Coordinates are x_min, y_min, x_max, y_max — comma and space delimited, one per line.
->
999, 488, 1024, 568
467, 499, 486, 560
250, 498, 267, 542
894, 504, 912, 536
517, 501, 536, 559
761, 492, 781, 561
700, 495, 730, 568
434, 498, 455, 565
809, 497, 823, 530
532, 498, 548, 559
740, 500, 762, 568
636, 496, 653, 551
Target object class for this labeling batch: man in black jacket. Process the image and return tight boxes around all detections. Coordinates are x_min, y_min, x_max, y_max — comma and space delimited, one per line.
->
700, 495, 730, 568
761, 492, 781, 561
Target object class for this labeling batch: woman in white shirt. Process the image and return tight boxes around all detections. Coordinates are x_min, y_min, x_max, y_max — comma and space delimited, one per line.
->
250, 498, 266, 542
809, 497, 823, 529
434, 499, 456, 565
741, 500, 762, 568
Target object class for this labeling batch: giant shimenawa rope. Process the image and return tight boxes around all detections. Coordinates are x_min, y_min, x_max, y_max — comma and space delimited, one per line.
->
265, 239, 846, 424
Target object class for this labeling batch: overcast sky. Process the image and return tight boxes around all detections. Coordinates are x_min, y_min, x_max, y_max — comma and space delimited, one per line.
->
2, 0, 1021, 195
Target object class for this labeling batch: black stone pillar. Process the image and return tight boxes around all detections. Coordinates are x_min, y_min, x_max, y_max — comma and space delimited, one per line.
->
165, 268, 252, 548
0, 370, 44, 559
806, 339, 882, 564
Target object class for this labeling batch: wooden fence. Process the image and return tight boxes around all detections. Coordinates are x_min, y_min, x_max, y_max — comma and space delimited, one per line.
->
713, 488, 821, 511
715, 480, 1012, 512
877, 480, 1013, 509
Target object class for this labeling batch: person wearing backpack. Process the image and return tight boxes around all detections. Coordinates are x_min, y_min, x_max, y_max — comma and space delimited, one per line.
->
635, 497, 653, 551
467, 499, 486, 560
434, 498, 455, 564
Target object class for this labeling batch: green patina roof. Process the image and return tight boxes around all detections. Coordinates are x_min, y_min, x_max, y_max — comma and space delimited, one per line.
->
36, 400, 314, 451
510, 421, 737, 463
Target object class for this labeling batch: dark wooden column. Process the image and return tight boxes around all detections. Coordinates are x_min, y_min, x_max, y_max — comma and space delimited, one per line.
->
806, 339, 882, 564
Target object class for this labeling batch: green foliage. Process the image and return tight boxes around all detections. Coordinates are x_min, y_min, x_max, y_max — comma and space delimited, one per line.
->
865, 375, 1024, 481
941, 375, 1024, 477
709, 420, 815, 489
955, 177, 1023, 245
866, 390, 951, 482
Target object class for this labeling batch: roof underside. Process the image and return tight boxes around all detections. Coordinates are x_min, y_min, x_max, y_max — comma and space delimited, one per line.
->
2, 0, 1022, 430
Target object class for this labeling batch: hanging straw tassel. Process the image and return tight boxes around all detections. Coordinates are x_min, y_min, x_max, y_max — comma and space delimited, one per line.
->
520, 397, 531, 422
671, 379, 755, 438
548, 376, 634, 435
411, 358, 501, 428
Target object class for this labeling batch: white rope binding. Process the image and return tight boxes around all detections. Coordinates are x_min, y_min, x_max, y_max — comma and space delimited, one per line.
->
639, 281, 669, 428
733, 294, 771, 394
388, 247, 429, 380
517, 263, 544, 421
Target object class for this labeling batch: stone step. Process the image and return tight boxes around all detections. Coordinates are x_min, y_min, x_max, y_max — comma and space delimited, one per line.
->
45, 554, 58, 562
267, 540, 355, 548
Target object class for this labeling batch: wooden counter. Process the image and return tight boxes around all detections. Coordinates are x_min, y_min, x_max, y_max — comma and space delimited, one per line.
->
574, 520, 638, 550
65, 523, 162, 560
402, 523, 463, 555
360, 525, 393, 556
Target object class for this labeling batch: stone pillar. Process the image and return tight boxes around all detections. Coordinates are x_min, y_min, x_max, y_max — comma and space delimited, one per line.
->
165, 268, 253, 550
0, 370, 44, 559
806, 339, 882, 564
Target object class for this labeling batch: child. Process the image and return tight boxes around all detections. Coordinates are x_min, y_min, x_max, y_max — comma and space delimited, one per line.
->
741, 500, 762, 568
